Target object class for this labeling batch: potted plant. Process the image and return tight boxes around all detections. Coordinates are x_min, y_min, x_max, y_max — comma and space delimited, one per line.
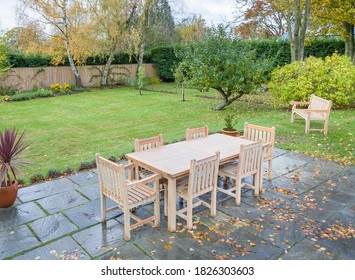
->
221, 114, 238, 137
0, 128, 32, 208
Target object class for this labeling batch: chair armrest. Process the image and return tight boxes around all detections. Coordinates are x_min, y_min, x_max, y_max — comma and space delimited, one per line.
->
124, 163, 136, 170
262, 141, 273, 148
126, 173, 161, 188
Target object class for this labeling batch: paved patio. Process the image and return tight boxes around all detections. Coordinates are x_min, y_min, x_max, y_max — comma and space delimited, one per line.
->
1, 148, 354, 260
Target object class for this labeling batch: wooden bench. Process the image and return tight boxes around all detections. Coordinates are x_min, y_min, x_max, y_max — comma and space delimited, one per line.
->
290, 94, 332, 135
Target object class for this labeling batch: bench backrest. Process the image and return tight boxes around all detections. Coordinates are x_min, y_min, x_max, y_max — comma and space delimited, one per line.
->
308, 94, 332, 112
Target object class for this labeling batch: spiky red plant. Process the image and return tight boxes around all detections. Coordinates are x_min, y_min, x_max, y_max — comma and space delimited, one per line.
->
0, 128, 32, 187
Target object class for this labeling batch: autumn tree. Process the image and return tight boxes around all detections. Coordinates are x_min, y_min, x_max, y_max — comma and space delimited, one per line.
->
234, 0, 287, 39
89, 0, 138, 86
178, 25, 270, 110
176, 15, 207, 43
312, 0, 355, 63
18, 0, 93, 87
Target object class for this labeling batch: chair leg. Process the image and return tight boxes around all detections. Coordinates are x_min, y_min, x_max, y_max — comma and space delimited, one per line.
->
254, 174, 260, 197
268, 159, 273, 181
324, 119, 329, 135
235, 179, 242, 206
100, 194, 107, 222
305, 118, 310, 134
223, 176, 228, 185
186, 198, 193, 229
154, 182, 160, 227
123, 210, 131, 241
211, 187, 217, 217
291, 111, 295, 123
164, 186, 168, 217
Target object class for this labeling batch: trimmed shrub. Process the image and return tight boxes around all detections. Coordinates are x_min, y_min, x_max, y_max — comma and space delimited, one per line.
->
46, 169, 62, 179
150, 45, 182, 81
11, 89, 53, 101
30, 173, 45, 184
269, 53, 355, 108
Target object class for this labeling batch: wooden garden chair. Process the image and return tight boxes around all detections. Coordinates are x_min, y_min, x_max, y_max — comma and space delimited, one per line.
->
290, 94, 332, 135
96, 154, 160, 241
186, 125, 209, 141
134, 134, 168, 215
175, 152, 220, 229
241, 122, 276, 181
218, 141, 263, 206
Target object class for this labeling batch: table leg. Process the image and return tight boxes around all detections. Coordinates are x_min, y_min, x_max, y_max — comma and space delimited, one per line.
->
167, 177, 176, 232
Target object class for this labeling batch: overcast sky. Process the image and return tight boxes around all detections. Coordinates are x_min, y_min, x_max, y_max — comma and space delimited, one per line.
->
0, 0, 236, 31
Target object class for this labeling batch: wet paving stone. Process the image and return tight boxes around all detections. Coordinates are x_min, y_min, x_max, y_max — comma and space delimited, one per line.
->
100, 242, 151, 260
247, 211, 312, 250
75, 183, 101, 201
302, 159, 349, 179
323, 167, 355, 194
36, 189, 89, 214
133, 229, 197, 260
272, 148, 289, 158
284, 169, 328, 187
72, 219, 126, 258
14, 236, 89, 260
340, 199, 355, 218
63, 199, 121, 229
264, 176, 314, 200
270, 154, 308, 178
0, 225, 40, 259
67, 171, 98, 187
0, 202, 46, 232
18, 178, 78, 203
239, 189, 287, 212
217, 199, 264, 226
280, 238, 350, 260
29, 213, 78, 242
311, 213, 355, 259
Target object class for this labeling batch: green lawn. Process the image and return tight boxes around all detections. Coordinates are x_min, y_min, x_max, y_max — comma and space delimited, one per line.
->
1, 84, 354, 184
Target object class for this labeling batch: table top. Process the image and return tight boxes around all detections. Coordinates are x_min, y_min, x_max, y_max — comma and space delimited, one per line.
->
126, 134, 254, 178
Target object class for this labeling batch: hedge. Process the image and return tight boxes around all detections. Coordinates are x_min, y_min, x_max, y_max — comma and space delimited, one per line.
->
7, 39, 346, 81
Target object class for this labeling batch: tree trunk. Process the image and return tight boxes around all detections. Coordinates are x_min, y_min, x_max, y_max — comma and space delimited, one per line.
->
101, 48, 115, 86
64, 37, 83, 88
343, 22, 355, 64
287, 0, 310, 62
136, 42, 145, 77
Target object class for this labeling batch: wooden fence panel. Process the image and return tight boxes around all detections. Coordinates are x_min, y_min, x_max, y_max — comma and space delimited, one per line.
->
0, 64, 158, 92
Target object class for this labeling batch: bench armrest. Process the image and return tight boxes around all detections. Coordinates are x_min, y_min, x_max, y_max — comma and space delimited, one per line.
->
306, 109, 329, 113
290, 101, 310, 110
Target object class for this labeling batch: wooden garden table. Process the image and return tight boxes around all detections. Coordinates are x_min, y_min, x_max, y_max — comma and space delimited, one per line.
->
126, 133, 255, 232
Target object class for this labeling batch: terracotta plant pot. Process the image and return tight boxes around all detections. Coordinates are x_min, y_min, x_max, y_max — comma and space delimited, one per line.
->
221, 128, 238, 137
0, 180, 18, 208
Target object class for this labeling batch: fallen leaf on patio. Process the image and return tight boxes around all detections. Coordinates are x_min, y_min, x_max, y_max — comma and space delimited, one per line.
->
35, 256, 41, 260
164, 245, 172, 250
189, 248, 195, 252
248, 241, 256, 247
150, 250, 157, 255
313, 168, 321, 175
9, 231, 14, 235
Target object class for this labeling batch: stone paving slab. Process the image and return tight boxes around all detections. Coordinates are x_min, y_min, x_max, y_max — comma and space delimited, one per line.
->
67, 171, 99, 187
36, 189, 89, 214
0, 202, 46, 232
14, 236, 90, 260
63, 199, 120, 229
312, 213, 355, 259
18, 178, 78, 203
75, 183, 101, 201
280, 238, 351, 260
71, 219, 126, 258
0, 225, 40, 259
29, 213, 78, 243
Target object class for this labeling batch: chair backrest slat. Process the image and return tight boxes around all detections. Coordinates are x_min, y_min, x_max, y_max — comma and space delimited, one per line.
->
96, 154, 127, 205
243, 122, 276, 157
188, 152, 220, 196
135, 134, 163, 152
186, 125, 209, 141
238, 141, 263, 177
